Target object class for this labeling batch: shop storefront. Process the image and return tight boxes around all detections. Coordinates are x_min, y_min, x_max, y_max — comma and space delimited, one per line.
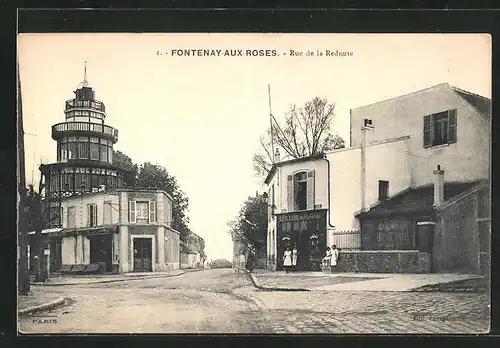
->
276, 209, 327, 271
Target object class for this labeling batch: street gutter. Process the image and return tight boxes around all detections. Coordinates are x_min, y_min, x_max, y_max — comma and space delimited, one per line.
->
242, 269, 310, 292
31, 270, 186, 286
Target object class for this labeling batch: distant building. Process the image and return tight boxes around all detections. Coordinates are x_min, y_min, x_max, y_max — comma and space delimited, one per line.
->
266, 83, 490, 274
181, 232, 206, 269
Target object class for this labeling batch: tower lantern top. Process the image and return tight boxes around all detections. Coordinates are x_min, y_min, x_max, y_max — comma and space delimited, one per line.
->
75, 61, 95, 100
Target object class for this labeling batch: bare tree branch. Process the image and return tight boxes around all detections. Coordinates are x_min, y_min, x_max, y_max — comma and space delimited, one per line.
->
253, 96, 346, 178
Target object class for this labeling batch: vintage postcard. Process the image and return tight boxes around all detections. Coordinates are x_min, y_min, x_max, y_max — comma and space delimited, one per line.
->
17, 32, 491, 334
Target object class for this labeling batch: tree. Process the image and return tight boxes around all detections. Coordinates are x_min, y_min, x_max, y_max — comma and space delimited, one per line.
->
253, 96, 345, 176
228, 193, 268, 256
24, 185, 60, 283
112, 151, 193, 253
113, 150, 138, 187
135, 162, 192, 253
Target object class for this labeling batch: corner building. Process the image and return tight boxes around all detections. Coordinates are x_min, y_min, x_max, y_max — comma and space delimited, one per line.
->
29, 70, 181, 274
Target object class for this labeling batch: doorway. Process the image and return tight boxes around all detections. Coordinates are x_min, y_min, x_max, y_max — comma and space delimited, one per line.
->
49, 238, 62, 272
90, 234, 113, 273
133, 238, 153, 272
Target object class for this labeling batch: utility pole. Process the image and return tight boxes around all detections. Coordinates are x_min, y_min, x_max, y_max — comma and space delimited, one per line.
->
17, 64, 30, 295
268, 84, 275, 164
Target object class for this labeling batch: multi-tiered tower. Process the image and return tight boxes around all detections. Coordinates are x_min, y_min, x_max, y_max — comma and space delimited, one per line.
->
39, 65, 128, 227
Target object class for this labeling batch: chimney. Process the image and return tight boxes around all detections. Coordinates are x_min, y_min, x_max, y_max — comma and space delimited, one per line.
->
433, 165, 445, 206
274, 148, 280, 163
360, 119, 374, 212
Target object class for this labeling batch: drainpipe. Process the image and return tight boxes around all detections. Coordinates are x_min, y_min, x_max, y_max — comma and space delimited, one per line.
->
322, 154, 335, 229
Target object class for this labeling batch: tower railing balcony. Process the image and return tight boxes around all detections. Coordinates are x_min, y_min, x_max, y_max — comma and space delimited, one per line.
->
52, 122, 118, 143
65, 99, 106, 113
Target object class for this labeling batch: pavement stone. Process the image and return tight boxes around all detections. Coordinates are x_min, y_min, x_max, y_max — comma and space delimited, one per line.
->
234, 286, 490, 334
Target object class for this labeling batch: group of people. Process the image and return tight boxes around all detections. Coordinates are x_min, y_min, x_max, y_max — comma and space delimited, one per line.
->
282, 244, 299, 273
322, 245, 339, 271
282, 244, 340, 273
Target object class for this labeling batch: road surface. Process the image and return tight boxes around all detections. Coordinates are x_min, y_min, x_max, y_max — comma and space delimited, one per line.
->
19, 269, 490, 334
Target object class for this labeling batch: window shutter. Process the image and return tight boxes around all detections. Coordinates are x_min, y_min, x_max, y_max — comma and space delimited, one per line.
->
87, 205, 91, 226
423, 115, 432, 148
448, 109, 457, 144
93, 205, 98, 226
149, 201, 156, 223
286, 175, 293, 212
307, 170, 315, 210
129, 200, 136, 223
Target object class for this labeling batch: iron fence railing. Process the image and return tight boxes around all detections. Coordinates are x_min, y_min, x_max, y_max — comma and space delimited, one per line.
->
331, 230, 361, 251
334, 227, 416, 251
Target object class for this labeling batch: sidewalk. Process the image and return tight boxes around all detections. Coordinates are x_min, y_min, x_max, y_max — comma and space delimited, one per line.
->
32, 269, 186, 286
249, 270, 483, 292
18, 290, 67, 316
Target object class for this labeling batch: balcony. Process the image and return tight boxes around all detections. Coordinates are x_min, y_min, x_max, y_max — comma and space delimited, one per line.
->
52, 122, 119, 143
65, 99, 106, 113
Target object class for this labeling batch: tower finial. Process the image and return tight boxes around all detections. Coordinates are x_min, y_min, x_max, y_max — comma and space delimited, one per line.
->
82, 61, 88, 87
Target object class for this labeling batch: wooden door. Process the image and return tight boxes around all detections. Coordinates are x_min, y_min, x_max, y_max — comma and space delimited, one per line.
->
133, 238, 153, 272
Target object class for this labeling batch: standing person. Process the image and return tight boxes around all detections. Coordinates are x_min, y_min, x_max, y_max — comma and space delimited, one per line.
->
283, 247, 292, 274
291, 244, 298, 271
246, 247, 255, 273
238, 252, 246, 273
330, 245, 339, 272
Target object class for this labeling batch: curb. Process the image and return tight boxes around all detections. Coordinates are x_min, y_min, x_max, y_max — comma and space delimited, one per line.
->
241, 269, 310, 292
19, 297, 68, 317
31, 271, 186, 286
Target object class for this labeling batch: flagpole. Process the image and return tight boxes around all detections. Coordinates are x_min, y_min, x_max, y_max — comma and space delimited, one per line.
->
268, 84, 275, 164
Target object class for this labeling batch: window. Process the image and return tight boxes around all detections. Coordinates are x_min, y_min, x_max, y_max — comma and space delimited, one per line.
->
60, 143, 68, 161
67, 206, 76, 228
104, 201, 112, 225
87, 204, 98, 227
78, 141, 89, 159
100, 144, 108, 162
108, 147, 113, 163
136, 202, 149, 222
129, 200, 156, 224
90, 143, 99, 160
378, 180, 389, 201
68, 142, 77, 159
286, 170, 315, 212
423, 109, 457, 148
294, 172, 308, 210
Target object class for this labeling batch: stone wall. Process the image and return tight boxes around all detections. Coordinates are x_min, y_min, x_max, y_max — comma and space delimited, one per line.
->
330, 250, 430, 273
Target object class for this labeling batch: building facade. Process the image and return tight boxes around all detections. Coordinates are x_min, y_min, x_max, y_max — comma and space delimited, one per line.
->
266, 83, 490, 273
29, 188, 180, 273
180, 232, 206, 269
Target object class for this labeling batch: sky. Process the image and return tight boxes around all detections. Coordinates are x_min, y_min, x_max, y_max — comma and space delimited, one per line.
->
18, 33, 491, 261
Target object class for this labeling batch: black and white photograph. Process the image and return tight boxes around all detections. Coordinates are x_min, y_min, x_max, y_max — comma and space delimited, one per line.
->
17, 32, 491, 334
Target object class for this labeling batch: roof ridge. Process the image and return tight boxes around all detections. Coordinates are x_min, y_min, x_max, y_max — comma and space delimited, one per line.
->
450, 86, 490, 101
351, 83, 450, 110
